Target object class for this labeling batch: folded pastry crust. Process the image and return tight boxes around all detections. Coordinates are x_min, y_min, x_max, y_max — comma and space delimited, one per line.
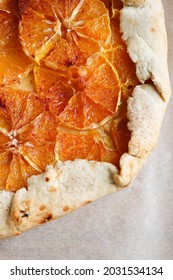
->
0, 0, 171, 238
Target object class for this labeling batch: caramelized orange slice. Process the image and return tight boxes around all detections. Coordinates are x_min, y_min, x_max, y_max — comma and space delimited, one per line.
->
56, 117, 129, 167
19, 0, 111, 68
0, 89, 58, 191
0, 10, 32, 87
35, 54, 120, 129
18, 112, 58, 171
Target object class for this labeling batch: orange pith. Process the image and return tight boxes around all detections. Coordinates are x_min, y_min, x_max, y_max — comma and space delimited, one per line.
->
0, 0, 139, 191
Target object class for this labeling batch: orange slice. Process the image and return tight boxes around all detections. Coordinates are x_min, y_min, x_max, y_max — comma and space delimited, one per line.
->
34, 54, 120, 129
18, 111, 58, 171
19, 0, 111, 68
56, 117, 129, 167
0, 10, 32, 87
0, 89, 58, 191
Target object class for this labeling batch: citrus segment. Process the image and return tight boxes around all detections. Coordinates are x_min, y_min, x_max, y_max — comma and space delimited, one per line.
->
19, 0, 69, 19
19, 8, 56, 59
0, 151, 12, 190
56, 129, 96, 162
0, 133, 9, 149
18, 112, 58, 171
0, 90, 46, 130
87, 142, 120, 166
0, 10, 32, 87
74, 14, 110, 43
73, 0, 108, 22
0, 133, 11, 154
34, 67, 74, 115
82, 95, 112, 128
82, 55, 120, 113
19, 139, 56, 172
34, 67, 74, 114
5, 153, 39, 192
58, 93, 84, 129
0, 107, 11, 135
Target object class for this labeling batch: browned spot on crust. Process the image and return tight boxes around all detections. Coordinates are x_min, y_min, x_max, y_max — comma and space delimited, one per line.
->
23, 200, 30, 208
150, 27, 156, 33
11, 199, 31, 225
63, 206, 70, 212
14, 232, 21, 237
129, 161, 134, 172
49, 187, 57, 192
45, 177, 50, 182
20, 210, 29, 218
84, 200, 92, 205
39, 205, 46, 211
40, 213, 53, 224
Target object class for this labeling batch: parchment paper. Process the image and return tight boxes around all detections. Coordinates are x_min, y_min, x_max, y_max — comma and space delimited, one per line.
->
0, 0, 172, 260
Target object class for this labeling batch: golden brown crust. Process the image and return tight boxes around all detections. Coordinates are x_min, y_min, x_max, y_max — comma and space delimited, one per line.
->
114, 0, 171, 188
120, 0, 170, 100
0, 0, 171, 238
0, 161, 117, 237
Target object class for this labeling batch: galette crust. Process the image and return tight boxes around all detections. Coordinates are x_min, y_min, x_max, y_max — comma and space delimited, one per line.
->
0, 0, 171, 238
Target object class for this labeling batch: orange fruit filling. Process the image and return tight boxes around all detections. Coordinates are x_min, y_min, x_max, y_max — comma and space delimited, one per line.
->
0, 0, 139, 191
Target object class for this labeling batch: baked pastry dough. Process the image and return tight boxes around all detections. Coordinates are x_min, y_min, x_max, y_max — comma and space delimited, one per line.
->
0, 0, 171, 238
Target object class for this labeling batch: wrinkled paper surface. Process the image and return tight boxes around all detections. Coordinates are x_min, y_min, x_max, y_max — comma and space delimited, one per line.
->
0, 0, 172, 260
